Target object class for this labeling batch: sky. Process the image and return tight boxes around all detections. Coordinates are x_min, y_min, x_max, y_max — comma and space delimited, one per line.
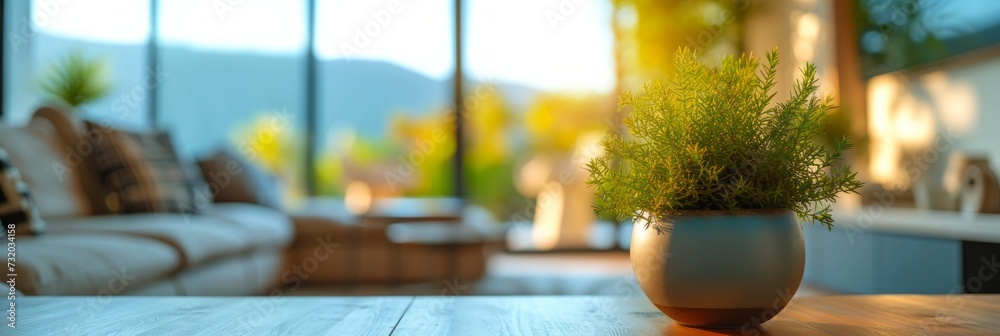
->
926, 0, 1000, 39
32, 0, 616, 93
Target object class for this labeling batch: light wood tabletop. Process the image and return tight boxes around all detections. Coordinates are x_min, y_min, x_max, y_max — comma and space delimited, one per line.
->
17, 294, 1000, 335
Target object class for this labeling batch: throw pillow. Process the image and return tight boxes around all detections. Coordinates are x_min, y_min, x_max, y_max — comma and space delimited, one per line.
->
0, 149, 45, 235
86, 122, 199, 214
197, 149, 281, 208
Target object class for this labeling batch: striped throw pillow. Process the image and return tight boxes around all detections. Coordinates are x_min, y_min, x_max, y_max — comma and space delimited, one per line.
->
0, 149, 45, 235
87, 122, 199, 214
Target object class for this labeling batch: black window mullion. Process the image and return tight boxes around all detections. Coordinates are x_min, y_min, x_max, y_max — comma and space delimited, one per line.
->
305, 0, 318, 195
453, 0, 465, 198
147, 0, 158, 127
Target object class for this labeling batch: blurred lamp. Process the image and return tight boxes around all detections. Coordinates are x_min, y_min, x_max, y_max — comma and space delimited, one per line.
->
344, 180, 373, 215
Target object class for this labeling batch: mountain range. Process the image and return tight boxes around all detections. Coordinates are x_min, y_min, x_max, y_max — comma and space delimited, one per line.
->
22, 33, 541, 158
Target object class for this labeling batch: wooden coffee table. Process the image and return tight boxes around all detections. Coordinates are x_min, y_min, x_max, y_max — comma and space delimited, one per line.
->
17, 295, 1000, 335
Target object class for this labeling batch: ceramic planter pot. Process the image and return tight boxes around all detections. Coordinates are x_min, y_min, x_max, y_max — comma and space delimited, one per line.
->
630, 209, 804, 329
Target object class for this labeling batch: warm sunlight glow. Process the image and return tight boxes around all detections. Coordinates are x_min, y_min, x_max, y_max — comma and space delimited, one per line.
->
793, 12, 820, 63
868, 75, 902, 186
892, 95, 935, 149
871, 140, 902, 187
344, 180, 373, 215
516, 157, 553, 198
867, 71, 979, 187
943, 153, 969, 197
572, 132, 605, 166
922, 71, 979, 133
532, 181, 565, 251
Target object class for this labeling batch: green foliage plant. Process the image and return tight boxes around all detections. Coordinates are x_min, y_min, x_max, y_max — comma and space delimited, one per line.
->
586, 48, 863, 232
39, 50, 112, 108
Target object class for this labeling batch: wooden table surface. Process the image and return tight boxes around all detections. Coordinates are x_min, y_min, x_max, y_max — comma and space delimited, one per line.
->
18, 295, 1000, 335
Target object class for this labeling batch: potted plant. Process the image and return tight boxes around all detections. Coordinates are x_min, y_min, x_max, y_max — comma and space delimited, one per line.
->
38, 50, 112, 110
586, 49, 862, 329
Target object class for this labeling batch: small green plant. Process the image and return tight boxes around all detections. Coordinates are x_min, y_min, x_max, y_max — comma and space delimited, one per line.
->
586, 48, 863, 231
39, 50, 112, 108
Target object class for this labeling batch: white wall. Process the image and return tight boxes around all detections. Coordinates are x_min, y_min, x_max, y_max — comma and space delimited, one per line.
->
744, 0, 1000, 198
939, 56, 1000, 160
867, 49, 1000, 195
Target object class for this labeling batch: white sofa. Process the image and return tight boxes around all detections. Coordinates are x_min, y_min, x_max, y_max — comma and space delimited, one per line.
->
4, 107, 293, 295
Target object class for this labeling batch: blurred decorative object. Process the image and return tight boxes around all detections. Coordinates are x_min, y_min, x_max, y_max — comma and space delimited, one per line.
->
517, 134, 604, 251
912, 166, 953, 211
867, 70, 979, 210
343, 180, 373, 215
514, 156, 554, 197
587, 49, 862, 328
38, 50, 112, 108
954, 156, 1000, 216
510, 93, 612, 251
529, 168, 594, 251
960, 163, 1000, 215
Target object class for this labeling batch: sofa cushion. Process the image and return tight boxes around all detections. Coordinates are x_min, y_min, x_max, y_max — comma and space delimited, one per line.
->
0, 122, 91, 218
87, 122, 198, 214
33, 106, 117, 214
197, 149, 281, 208
18, 233, 180, 295
201, 203, 294, 249
0, 149, 46, 235
45, 214, 256, 267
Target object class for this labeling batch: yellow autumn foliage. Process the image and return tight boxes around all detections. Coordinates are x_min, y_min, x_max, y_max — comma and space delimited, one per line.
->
525, 93, 614, 154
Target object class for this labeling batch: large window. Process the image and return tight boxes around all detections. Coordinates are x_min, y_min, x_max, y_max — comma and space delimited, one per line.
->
464, 0, 616, 220
156, 0, 309, 199
8, 0, 152, 127
312, 0, 456, 197
2, 0, 619, 221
